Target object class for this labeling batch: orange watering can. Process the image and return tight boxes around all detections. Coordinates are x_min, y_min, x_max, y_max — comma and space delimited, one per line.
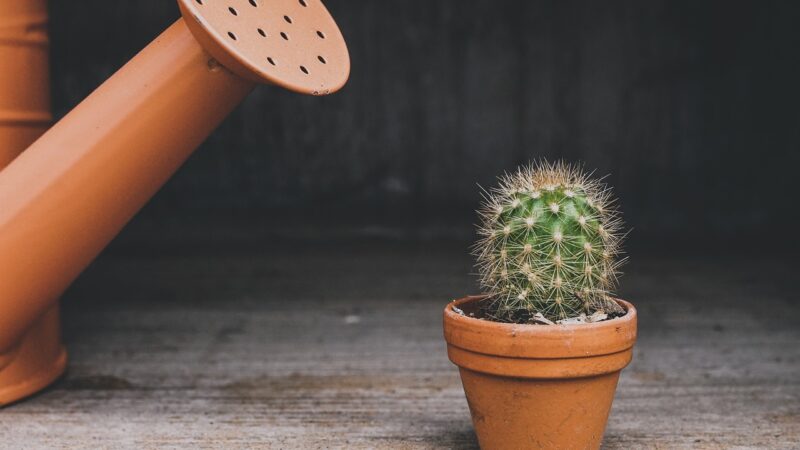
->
0, 0, 60, 405
0, 0, 350, 405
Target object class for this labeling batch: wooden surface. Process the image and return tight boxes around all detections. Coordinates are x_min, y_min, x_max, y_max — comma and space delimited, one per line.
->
0, 237, 798, 449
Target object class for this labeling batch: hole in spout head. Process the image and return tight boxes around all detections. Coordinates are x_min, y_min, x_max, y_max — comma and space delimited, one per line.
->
300, 65, 309, 74
318, 55, 326, 64
228, 6, 238, 16
284, 15, 293, 24
257, 28, 266, 37
316, 30, 325, 39
227, 31, 237, 40
267, 57, 276, 66
299, 0, 307, 6
280, 31, 289, 40
249, 0, 258, 6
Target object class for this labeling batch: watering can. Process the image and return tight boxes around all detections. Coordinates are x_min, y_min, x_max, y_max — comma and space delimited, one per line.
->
0, 0, 350, 405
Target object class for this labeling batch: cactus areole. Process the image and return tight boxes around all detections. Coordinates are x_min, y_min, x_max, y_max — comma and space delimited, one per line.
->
475, 161, 626, 323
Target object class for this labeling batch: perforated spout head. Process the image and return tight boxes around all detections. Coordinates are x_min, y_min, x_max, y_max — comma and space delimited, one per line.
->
178, 0, 350, 95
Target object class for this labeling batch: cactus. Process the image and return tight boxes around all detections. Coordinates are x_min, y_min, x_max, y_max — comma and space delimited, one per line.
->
475, 161, 626, 323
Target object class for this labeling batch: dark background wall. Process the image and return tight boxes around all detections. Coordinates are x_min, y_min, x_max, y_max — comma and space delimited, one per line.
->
48, 1, 800, 249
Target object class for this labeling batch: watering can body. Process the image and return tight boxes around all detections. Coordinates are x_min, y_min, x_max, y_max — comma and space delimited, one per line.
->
0, 0, 67, 405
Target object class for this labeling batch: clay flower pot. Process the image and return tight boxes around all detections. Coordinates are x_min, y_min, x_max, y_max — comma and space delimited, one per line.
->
443, 295, 637, 449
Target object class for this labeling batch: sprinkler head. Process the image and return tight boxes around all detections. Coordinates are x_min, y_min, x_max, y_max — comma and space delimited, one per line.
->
178, 0, 350, 95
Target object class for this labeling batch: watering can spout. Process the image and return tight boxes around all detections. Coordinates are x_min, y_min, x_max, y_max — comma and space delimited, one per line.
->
0, 0, 349, 405
0, 20, 253, 359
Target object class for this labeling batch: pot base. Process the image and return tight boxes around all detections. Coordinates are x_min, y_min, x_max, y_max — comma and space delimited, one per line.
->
0, 304, 66, 406
459, 367, 620, 449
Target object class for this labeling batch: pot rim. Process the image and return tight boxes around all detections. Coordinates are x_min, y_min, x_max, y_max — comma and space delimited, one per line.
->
444, 295, 637, 360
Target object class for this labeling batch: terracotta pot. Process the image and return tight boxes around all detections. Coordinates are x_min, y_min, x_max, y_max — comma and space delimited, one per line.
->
443, 295, 637, 450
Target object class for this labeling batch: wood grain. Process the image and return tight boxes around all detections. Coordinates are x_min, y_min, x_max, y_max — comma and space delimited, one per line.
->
1, 236, 797, 449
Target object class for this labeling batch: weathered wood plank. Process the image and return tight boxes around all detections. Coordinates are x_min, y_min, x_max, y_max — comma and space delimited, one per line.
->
0, 240, 797, 449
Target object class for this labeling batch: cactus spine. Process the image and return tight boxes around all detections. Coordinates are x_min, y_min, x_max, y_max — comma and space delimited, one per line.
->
475, 161, 625, 323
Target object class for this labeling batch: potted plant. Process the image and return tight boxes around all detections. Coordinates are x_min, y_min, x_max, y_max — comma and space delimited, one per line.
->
443, 161, 637, 449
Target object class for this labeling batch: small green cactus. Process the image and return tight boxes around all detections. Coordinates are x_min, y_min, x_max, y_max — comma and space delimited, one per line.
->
475, 161, 626, 323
